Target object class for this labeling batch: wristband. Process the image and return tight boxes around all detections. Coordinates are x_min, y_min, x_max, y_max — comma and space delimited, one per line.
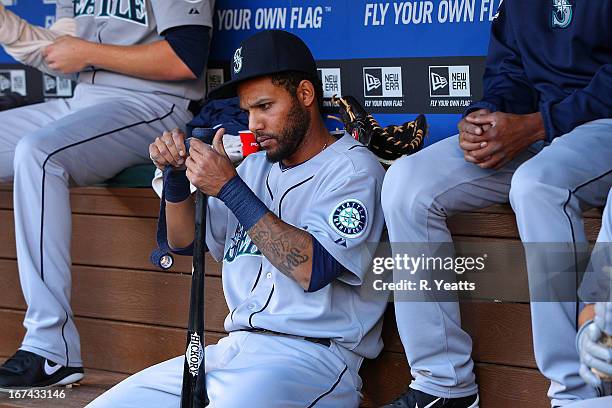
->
163, 166, 191, 203
217, 175, 269, 231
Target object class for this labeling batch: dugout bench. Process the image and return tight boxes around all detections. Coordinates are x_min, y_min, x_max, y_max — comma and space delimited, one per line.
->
0, 176, 603, 408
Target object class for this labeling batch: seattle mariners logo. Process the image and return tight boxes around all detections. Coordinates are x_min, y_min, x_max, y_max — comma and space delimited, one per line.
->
330, 199, 368, 238
233, 47, 243, 74
224, 223, 261, 263
552, 0, 573, 29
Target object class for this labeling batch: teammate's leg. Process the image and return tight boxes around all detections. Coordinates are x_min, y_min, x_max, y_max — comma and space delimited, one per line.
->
509, 119, 612, 406
0, 99, 72, 181
2, 85, 191, 388
381, 134, 537, 403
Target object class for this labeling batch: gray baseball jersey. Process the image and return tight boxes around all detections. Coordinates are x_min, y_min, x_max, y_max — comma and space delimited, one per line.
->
205, 133, 387, 359
59, 0, 214, 100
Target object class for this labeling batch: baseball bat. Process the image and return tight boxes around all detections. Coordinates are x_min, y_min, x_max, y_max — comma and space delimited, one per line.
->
180, 190, 208, 407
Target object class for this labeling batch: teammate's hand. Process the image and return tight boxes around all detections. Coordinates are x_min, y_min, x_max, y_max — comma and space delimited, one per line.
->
43, 36, 92, 74
578, 321, 612, 389
463, 111, 545, 170
149, 128, 187, 171
458, 109, 491, 164
185, 128, 238, 197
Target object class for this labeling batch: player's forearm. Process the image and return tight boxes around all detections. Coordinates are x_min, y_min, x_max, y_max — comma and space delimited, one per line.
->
84, 40, 195, 81
166, 198, 196, 249
248, 213, 314, 290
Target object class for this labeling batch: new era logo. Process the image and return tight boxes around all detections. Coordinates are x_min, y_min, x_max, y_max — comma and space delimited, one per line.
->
363, 67, 402, 98
43, 74, 72, 97
44, 75, 57, 93
365, 73, 381, 92
0, 74, 10, 92
430, 72, 448, 91
429, 66, 471, 98
0, 70, 26, 96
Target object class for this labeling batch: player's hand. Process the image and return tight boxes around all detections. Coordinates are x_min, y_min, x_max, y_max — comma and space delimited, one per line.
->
458, 109, 491, 163
43, 36, 92, 74
463, 111, 545, 170
185, 128, 238, 197
577, 321, 612, 389
149, 128, 187, 171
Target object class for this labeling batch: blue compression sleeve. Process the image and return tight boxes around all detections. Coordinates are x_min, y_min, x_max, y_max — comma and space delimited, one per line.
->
164, 25, 211, 78
217, 176, 269, 231
307, 237, 349, 292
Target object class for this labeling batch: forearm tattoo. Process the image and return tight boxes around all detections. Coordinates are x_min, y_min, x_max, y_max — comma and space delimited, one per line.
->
248, 213, 312, 281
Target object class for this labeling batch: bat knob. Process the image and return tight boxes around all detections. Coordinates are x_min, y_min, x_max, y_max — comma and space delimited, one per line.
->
150, 247, 174, 270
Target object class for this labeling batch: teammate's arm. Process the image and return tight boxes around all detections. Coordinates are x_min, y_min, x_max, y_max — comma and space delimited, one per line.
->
42, 37, 197, 81
538, 64, 612, 141
457, 1, 544, 169
0, 3, 76, 77
466, 1, 538, 117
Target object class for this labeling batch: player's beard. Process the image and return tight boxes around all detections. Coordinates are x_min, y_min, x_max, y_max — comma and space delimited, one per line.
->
259, 98, 311, 163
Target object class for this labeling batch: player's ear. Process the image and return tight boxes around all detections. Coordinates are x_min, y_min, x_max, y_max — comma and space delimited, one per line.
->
297, 80, 316, 108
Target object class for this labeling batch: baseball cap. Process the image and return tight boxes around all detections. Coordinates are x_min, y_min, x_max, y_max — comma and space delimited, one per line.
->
209, 30, 318, 99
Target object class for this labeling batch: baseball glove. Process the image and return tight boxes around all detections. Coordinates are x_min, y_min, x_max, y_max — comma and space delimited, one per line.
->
331, 95, 427, 166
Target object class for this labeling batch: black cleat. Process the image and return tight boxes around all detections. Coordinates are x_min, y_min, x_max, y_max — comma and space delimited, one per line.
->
0, 350, 84, 391
381, 388, 479, 408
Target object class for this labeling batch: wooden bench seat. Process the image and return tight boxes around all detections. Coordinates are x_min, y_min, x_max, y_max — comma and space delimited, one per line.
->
0, 185, 603, 407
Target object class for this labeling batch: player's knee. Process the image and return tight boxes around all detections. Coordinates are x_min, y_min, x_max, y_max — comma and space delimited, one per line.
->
509, 165, 545, 209
14, 133, 50, 167
382, 155, 438, 219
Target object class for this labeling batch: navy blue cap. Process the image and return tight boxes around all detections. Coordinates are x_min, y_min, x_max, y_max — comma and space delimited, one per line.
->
209, 30, 318, 99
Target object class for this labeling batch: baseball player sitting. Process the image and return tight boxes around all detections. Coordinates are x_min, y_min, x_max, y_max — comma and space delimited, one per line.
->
86, 30, 388, 408
0, 0, 214, 390
382, 1, 611, 407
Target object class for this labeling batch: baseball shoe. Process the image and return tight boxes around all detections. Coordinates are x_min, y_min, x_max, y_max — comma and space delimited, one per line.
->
381, 388, 479, 408
0, 350, 84, 391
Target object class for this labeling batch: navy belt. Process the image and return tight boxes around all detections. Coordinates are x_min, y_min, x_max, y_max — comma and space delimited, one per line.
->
240, 329, 331, 347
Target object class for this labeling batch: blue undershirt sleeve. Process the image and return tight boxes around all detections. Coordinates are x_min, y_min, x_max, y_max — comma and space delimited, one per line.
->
164, 25, 211, 78
307, 237, 349, 293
